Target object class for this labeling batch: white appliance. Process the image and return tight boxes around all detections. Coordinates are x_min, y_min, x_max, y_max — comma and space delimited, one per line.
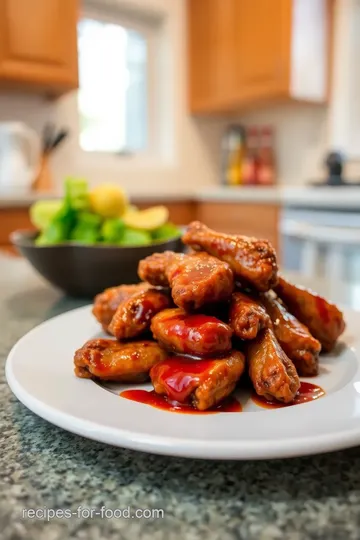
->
0, 122, 40, 193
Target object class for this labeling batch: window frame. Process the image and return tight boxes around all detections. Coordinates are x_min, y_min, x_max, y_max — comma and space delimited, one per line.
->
77, 2, 161, 159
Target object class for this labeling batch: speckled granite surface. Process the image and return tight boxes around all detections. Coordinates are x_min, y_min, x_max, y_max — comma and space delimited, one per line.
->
2, 256, 360, 540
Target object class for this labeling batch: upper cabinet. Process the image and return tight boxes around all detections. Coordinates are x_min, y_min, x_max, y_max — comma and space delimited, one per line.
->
188, 0, 331, 114
0, 0, 78, 96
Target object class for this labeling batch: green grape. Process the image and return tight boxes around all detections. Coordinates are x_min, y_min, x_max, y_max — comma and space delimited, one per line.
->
65, 177, 90, 211
101, 218, 126, 244
70, 212, 102, 244
119, 228, 152, 246
152, 222, 181, 241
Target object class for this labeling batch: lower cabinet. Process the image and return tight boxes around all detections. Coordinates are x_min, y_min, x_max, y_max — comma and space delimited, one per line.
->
196, 202, 280, 254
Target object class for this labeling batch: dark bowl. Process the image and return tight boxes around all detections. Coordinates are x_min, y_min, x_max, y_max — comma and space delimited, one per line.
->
11, 230, 184, 298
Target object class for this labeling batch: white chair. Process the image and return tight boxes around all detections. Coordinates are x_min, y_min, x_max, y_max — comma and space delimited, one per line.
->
281, 219, 360, 282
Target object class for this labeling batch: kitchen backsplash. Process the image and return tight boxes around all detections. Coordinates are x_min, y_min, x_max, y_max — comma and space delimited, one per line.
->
0, 92, 359, 193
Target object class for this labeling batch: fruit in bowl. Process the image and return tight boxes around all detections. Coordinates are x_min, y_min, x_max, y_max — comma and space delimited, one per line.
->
12, 179, 183, 297
29, 178, 181, 246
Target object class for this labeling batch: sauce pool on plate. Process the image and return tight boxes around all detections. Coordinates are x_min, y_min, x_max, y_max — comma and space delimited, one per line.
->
120, 388, 242, 414
251, 381, 325, 409
150, 356, 219, 403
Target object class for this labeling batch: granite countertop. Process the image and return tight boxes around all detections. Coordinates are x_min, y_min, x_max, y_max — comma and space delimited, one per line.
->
2, 256, 360, 540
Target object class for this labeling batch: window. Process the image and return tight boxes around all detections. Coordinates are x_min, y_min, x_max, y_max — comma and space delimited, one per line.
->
77, 9, 154, 154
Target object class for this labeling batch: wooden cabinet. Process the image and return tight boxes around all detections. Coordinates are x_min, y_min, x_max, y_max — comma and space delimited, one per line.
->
135, 200, 198, 226
0, 0, 78, 95
188, 0, 331, 114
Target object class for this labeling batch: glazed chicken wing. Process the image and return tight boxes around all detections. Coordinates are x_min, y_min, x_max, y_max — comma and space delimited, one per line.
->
92, 282, 150, 332
138, 251, 183, 287
108, 288, 171, 340
274, 276, 345, 352
150, 350, 245, 410
139, 251, 234, 311
262, 293, 321, 376
229, 291, 271, 340
247, 328, 300, 403
167, 251, 234, 310
182, 221, 278, 292
151, 308, 233, 357
74, 339, 167, 382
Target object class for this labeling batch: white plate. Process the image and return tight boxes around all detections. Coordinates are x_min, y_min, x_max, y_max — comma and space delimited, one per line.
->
6, 305, 360, 460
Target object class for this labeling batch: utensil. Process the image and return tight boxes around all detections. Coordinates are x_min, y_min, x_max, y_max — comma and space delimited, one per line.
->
49, 129, 68, 151
42, 123, 68, 154
42, 122, 56, 153
33, 125, 69, 192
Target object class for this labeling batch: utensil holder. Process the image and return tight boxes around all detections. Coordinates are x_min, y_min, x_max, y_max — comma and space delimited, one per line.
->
32, 154, 53, 192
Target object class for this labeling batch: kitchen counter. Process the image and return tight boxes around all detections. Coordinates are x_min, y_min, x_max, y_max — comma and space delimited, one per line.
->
197, 186, 360, 209
4, 186, 360, 210
0, 191, 62, 208
2, 255, 360, 539
0, 191, 194, 208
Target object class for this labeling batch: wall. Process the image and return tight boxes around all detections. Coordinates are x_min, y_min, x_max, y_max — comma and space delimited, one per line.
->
236, 104, 328, 185
0, 0, 357, 194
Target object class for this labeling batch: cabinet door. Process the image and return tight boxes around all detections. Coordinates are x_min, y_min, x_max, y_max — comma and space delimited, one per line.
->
211, 0, 237, 108
188, 0, 237, 113
187, 0, 216, 112
0, 0, 78, 93
234, 0, 291, 103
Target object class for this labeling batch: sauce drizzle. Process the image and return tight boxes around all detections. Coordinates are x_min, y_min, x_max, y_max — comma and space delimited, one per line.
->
251, 381, 325, 409
120, 389, 242, 414
150, 356, 218, 403
164, 313, 232, 355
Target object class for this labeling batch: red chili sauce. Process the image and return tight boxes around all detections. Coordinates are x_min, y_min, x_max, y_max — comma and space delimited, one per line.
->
120, 389, 242, 414
251, 381, 325, 409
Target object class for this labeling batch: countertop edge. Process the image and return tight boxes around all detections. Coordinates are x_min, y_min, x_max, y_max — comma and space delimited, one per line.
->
3, 186, 360, 209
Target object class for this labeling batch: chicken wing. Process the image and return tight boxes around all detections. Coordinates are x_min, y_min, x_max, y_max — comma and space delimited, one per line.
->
150, 350, 245, 410
273, 276, 345, 352
74, 339, 167, 382
138, 251, 183, 287
229, 291, 271, 340
182, 221, 278, 291
108, 288, 172, 340
247, 328, 300, 403
151, 308, 233, 357
92, 282, 150, 332
139, 251, 234, 311
167, 251, 234, 310
261, 293, 321, 376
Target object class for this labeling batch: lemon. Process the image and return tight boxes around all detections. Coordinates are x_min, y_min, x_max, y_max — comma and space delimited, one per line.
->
89, 184, 128, 218
122, 204, 139, 220
123, 205, 169, 231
